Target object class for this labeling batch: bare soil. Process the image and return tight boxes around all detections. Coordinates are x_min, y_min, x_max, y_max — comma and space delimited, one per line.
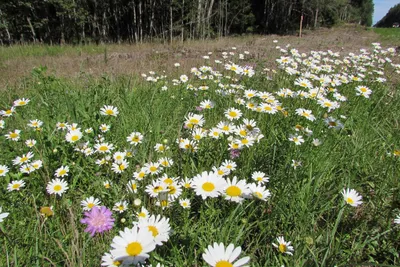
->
0, 25, 395, 88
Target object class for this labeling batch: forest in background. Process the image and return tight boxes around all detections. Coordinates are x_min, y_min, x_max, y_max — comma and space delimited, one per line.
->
375, 3, 400, 28
0, 0, 374, 44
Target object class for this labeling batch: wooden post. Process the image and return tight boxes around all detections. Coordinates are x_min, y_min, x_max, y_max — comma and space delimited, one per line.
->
299, 14, 303, 38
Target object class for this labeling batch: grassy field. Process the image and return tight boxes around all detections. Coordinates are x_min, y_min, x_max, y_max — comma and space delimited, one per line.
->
0, 26, 400, 267
373, 27, 400, 42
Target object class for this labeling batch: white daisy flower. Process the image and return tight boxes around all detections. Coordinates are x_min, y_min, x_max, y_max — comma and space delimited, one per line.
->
192, 171, 226, 200
81, 196, 101, 211
109, 225, 156, 265
342, 188, 363, 207
273, 236, 294, 256
46, 178, 69, 196
100, 105, 119, 117
7, 180, 26, 191
202, 242, 250, 267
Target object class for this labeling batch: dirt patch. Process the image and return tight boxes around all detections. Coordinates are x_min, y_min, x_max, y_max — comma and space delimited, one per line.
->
0, 25, 396, 88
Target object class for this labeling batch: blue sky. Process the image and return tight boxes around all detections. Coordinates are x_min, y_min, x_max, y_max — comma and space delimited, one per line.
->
373, 0, 400, 25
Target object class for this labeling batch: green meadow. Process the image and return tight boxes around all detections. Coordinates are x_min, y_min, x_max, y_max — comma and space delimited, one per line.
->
0, 36, 399, 267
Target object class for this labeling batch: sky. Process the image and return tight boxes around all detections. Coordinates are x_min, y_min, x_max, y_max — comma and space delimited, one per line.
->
373, 0, 400, 25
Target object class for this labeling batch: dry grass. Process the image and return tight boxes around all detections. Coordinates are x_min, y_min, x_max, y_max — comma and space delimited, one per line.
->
0, 24, 393, 88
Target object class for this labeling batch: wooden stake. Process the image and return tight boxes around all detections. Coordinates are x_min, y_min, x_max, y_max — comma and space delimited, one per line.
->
299, 14, 303, 38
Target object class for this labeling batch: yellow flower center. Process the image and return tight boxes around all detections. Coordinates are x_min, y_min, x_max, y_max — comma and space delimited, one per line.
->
59, 170, 67, 176
113, 261, 122, 266
12, 184, 20, 189
190, 118, 199, 124
54, 185, 62, 191
154, 186, 163, 193
148, 226, 159, 237
164, 178, 173, 184
226, 185, 241, 197
185, 144, 193, 150
279, 243, 287, 253
99, 146, 108, 151
168, 185, 176, 194
132, 136, 139, 142
216, 261, 233, 267
161, 161, 169, 166
0, 170, 3, 174
106, 109, 114, 115
21, 157, 28, 162
88, 203, 95, 208
126, 242, 143, 256
255, 192, 263, 198
228, 111, 237, 118
231, 143, 239, 149
346, 197, 354, 204
138, 212, 146, 218
71, 135, 79, 141
202, 182, 215, 192
6, 110, 12, 114
149, 166, 158, 172
9, 133, 18, 139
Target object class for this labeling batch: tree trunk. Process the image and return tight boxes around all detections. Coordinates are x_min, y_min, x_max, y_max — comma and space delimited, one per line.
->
181, 0, 184, 42
27, 17, 37, 43
314, 7, 319, 28
224, 0, 228, 36
197, 0, 202, 38
170, 1, 173, 43
0, 9, 11, 43
132, 2, 138, 43
207, 0, 215, 38
139, 0, 143, 43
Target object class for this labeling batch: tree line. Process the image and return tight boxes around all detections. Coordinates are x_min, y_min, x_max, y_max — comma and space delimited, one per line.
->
375, 3, 400, 28
0, 0, 373, 44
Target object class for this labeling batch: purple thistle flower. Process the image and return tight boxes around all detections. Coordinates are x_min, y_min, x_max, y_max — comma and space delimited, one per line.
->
80, 206, 114, 237
230, 149, 241, 159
